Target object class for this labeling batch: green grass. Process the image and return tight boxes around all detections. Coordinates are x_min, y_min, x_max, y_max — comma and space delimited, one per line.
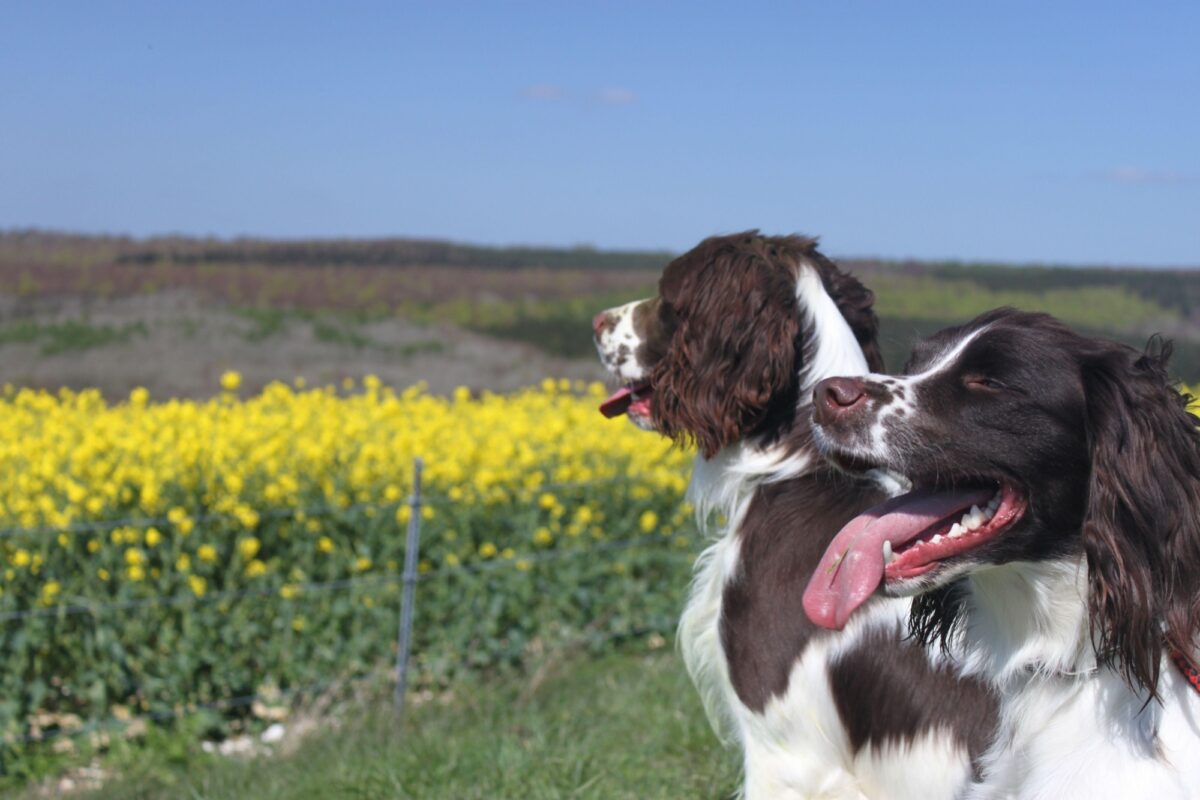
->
30, 646, 736, 800
868, 274, 1178, 331
0, 320, 148, 355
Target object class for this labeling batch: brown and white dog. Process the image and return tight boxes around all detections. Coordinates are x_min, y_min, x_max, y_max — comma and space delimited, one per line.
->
594, 232, 996, 799
806, 308, 1200, 799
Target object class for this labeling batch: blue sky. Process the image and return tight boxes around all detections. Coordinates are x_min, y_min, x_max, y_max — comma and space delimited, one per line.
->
1, 1, 1197, 265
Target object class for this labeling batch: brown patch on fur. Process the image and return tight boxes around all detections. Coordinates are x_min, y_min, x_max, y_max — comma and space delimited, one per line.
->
720, 460, 888, 711
829, 626, 997, 775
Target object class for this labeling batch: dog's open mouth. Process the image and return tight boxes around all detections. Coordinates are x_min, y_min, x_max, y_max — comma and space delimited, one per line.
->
599, 381, 653, 419
803, 481, 1026, 630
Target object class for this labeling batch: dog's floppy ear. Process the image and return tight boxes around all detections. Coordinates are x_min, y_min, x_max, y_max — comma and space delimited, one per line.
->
651, 238, 801, 458
1081, 337, 1200, 695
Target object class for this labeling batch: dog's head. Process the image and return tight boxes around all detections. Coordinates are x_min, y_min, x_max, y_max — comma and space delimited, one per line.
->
593, 231, 883, 458
804, 307, 1200, 694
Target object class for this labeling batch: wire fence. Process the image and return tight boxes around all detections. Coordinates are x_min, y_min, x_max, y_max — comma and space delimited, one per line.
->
2, 458, 696, 749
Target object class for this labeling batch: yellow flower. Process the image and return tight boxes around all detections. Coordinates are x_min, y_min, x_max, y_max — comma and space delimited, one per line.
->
11, 549, 30, 567
198, 544, 218, 563
292, 617, 306, 632
235, 506, 260, 529
501, 547, 515, 559
533, 527, 553, 546
124, 548, 145, 566
127, 565, 146, 582
479, 542, 497, 559
515, 559, 531, 572
639, 510, 659, 533
40, 580, 61, 605
87, 538, 100, 553
280, 584, 300, 599
175, 553, 191, 572
188, 575, 207, 596
317, 536, 334, 554
244, 559, 267, 578
129, 387, 150, 406
444, 553, 460, 567
97, 568, 110, 582
145, 527, 162, 547
354, 556, 372, 572
538, 493, 557, 510
238, 537, 261, 560
220, 370, 242, 391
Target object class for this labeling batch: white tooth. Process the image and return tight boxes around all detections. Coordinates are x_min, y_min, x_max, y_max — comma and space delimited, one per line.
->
882, 540, 895, 564
949, 522, 965, 538
967, 506, 983, 530
931, 534, 944, 544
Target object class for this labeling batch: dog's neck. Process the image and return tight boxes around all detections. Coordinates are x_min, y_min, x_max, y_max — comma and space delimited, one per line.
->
687, 435, 815, 532
956, 557, 1096, 686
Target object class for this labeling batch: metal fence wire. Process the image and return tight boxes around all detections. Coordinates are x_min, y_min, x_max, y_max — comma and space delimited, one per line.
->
2, 458, 695, 747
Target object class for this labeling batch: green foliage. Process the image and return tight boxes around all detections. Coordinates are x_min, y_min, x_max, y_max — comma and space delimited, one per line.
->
235, 308, 292, 342
927, 262, 1200, 318
310, 319, 370, 349
869, 275, 1178, 331
0, 482, 697, 773
0, 321, 148, 355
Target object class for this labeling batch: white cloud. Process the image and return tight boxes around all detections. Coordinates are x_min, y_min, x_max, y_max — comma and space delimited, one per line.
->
594, 87, 636, 106
522, 84, 566, 101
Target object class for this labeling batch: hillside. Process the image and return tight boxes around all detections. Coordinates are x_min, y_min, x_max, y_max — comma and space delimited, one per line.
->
1, 229, 1198, 388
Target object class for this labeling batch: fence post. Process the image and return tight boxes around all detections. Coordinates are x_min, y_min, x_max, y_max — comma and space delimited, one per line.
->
394, 457, 424, 716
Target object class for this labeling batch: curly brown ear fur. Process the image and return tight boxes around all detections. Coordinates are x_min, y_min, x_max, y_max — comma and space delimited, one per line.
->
651, 233, 803, 457
1082, 337, 1200, 695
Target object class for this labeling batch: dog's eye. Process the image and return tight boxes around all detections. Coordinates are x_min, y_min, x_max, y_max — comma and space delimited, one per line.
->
965, 376, 1005, 392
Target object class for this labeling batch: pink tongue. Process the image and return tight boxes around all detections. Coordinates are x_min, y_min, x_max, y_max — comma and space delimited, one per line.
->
599, 387, 634, 418
802, 487, 994, 630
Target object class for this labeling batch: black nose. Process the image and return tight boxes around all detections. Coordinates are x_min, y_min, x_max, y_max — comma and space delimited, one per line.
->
813, 377, 867, 426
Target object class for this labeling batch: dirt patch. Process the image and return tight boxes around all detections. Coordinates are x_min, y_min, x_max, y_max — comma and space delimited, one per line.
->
0, 290, 608, 399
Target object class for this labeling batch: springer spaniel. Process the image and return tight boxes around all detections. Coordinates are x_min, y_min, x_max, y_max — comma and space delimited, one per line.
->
594, 232, 996, 800
806, 307, 1200, 799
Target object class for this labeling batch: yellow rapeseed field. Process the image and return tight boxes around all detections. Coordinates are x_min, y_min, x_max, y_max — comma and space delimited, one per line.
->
0, 376, 697, 739
0, 375, 693, 600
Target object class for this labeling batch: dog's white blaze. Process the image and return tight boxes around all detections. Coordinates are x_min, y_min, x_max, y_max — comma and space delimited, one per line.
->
794, 263, 870, 394
840, 325, 992, 461
904, 324, 992, 384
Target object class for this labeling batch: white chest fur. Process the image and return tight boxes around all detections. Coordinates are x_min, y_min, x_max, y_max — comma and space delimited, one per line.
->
678, 463, 975, 800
